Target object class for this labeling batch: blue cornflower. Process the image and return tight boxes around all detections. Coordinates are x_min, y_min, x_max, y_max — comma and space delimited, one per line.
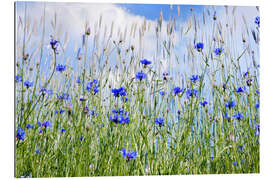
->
35, 149, 40, 154
190, 75, 200, 83
256, 102, 259, 109
16, 75, 22, 82
61, 128, 66, 133
255, 16, 260, 27
186, 89, 198, 98
42, 121, 51, 129
255, 124, 260, 136
246, 79, 253, 86
56, 64, 66, 72
40, 88, 47, 96
120, 148, 138, 161
56, 109, 65, 114
57, 93, 70, 101
136, 72, 147, 81
214, 48, 223, 55
87, 80, 99, 94
112, 87, 127, 97
80, 136, 84, 141
160, 91, 165, 96
236, 87, 245, 93
16, 128, 25, 141
200, 101, 208, 107
194, 42, 204, 52
140, 59, 152, 66
234, 112, 244, 120
24, 81, 33, 88
256, 90, 260, 95
173, 87, 184, 95
122, 97, 129, 102
155, 117, 165, 127
243, 71, 249, 77
110, 108, 129, 124
233, 161, 239, 167
26, 124, 33, 129
50, 39, 58, 50
109, 114, 129, 124
39, 129, 43, 134
91, 110, 98, 117
225, 100, 236, 109
76, 77, 81, 83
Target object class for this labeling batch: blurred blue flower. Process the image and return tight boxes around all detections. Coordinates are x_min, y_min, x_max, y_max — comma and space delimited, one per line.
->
200, 101, 208, 107
225, 100, 236, 109
243, 71, 249, 77
56, 64, 66, 72
140, 59, 152, 66
194, 42, 204, 52
80, 136, 84, 141
256, 102, 259, 109
35, 149, 40, 154
122, 97, 129, 102
214, 48, 223, 55
236, 87, 245, 93
26, 124, 33, 129
255, 16, 260, 27
120, 148, 138, 161
136, 72, 147, 81
42, 121, 51, 129
76, 77, 81, 83
84, 105, 89, 114
160, 91, 165, 96
233, 161, 239, 167
61, 128, 66, 133
16, 128, 25, 141
91, 110, 98, 117
155, 117, 165, 127
256, 90, 260, 95
50, 39, 58, 50
87, 80, 99, 94
186, 89, 198, 98
39, 129, 43, 134
246, 79, 253, 86
57, 93, 70, 101
56, 109, 65, 114
24, 81, 33, 88
190, 75, 200, 83
16, 75, 22, 82
112, 87, 127, 97
255, 124, 260, 136
110, 108, 129, 124
173, 87, 183, 95
234, 112, 244, 120
40, 88, 48, 96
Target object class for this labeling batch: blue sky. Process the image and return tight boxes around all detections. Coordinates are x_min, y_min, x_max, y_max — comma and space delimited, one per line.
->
15, 2, 259, 91
118, 3, 204, 21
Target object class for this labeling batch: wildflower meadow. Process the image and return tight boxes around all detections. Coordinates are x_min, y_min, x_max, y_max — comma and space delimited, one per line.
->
15, 2, 260, 177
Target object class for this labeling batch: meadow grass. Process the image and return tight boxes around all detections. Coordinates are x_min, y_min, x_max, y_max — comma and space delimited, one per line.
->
15, 3, 260, 177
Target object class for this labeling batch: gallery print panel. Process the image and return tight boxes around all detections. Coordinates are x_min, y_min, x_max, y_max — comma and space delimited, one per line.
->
15, 1, 260, 177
